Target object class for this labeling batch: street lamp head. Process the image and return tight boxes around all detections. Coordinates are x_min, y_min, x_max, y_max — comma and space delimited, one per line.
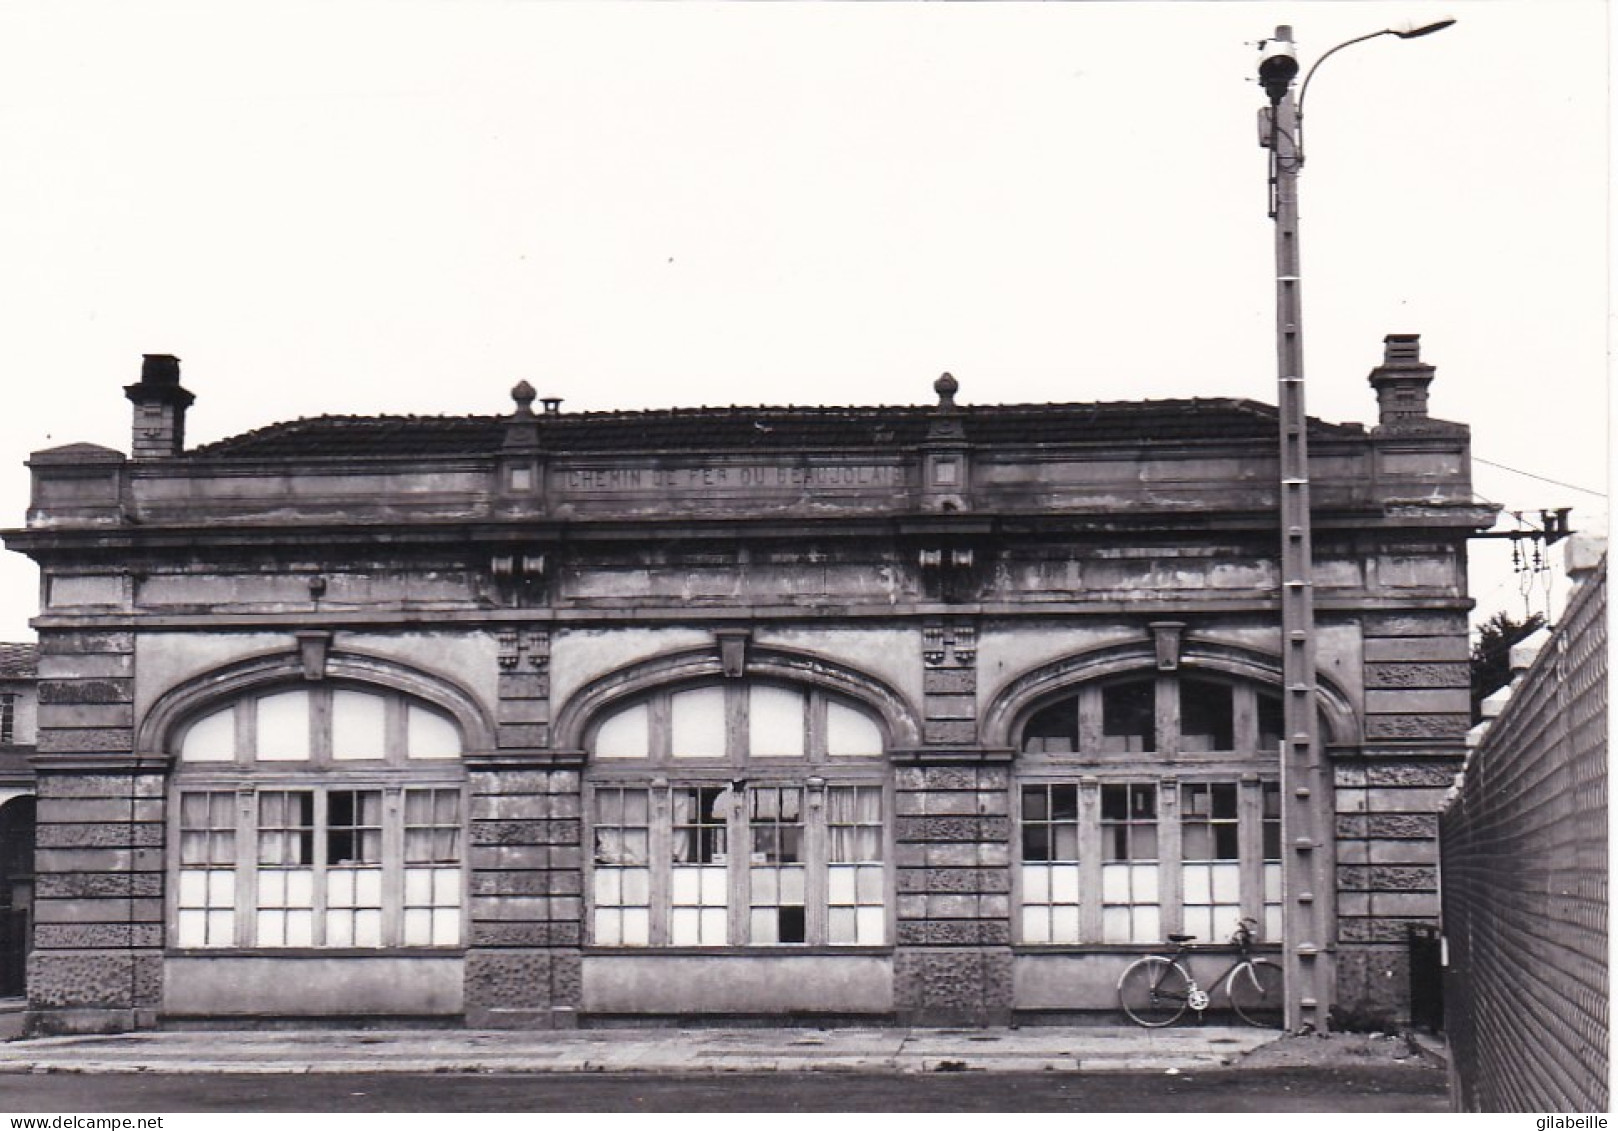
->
1392, 17, 1456, 39
1257, 34, 1300, 104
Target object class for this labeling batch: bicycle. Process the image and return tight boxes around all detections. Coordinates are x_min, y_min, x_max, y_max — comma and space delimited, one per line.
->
1117, 917, 1283, 1027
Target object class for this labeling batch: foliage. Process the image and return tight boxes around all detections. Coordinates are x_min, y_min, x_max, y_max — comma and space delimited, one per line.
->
1470, 610, 1545, 722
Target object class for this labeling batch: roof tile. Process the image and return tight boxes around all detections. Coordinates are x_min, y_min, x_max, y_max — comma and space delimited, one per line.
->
189, 399, 1361, 460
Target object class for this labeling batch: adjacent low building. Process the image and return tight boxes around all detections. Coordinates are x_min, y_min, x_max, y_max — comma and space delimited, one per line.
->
2, 339, 1492, 1032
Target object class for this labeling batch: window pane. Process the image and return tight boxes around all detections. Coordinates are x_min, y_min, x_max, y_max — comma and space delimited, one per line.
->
1179, 679, 1234, 752
1023, 699, 1078, 754
331, 690, 387, 760
1257, 693, 1285, 754
748, 686, 805, 758
407, 704, 461, 760
671, 687, 727, 758
825, 701, 883, 757
593, 702, 649, 760
1101, 681, 1155, 752
255, 691, 312, 761
179, 708, 236, 763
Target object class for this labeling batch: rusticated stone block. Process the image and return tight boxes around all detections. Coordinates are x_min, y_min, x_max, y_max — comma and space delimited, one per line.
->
549, 950, 583, 1009
471, 896, 553, 922
38, 680, 135, 704
37, 729, 134, 754
34, 898, 163, 924
469, 921, 579, 948
465, 949, 552, 1010
922, 669, 975, 695
471, 871, 550, 897
36, 774, 164, 800
902, 792, 982, 817
471, 922, 552, 947
1337, 918, 1434, 944
895, 816, 1012, 844
546, 820, 581, 846
1336, 812, 1439, 840
1364, 714, 1470, 740
37, 654, 133, 679
470, 821, 549, 847
1337, 864, 1438, 892
923, 720, 976, 745
28, 950, 149, 1009
499, 699, 550, 726
132, 953, 162, 1008
1365, 689, 1470, 714
1363, 636, 1469, 663
39, 632, 134, 655
497, 672, 549, 700
923, 694, 975, 720
40, 704, 136, 729
1363, 613, 1467, 637
33, 923, 162, 949
1334, 943, 1411, 1028
896, 920, 1010, 946
470, 845, 551, 872
893, 947, 1013, 1023
470, 770, 580, 795
471, 794, 551, 821
1364, 662, 1469, 689
1335, 762, 1460, 789
38, 797, 163, 824
35, 873, 163, 899
1369, 762, 1461, 786
496, 723, 549, 749
896, 867, 1010, 895
35, 823, 163, 850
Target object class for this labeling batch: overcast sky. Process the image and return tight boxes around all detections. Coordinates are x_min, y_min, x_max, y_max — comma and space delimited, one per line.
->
0, 0, 1608, 641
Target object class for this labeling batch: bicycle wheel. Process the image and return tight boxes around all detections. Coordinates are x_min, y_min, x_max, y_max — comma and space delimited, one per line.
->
1118, 956, 1191, 1027
1228, 958, 1284, 1027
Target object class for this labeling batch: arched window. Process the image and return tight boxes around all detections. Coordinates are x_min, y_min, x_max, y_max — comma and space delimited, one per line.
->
586, 681, 887, 949
170, 684, 465, 951
1016, 674, 1283, 947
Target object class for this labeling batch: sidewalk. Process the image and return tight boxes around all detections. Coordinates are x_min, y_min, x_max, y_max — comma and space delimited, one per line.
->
0, 1025, 1282, 1075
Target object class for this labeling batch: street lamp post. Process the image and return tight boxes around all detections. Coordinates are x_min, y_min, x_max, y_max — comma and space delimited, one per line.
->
1255, 19, 1454, 1033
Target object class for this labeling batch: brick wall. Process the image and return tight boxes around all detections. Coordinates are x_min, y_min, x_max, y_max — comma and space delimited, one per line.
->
1440, 559, 1607, 1112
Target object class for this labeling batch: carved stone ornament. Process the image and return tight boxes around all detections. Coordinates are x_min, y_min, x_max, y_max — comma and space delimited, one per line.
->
715, 629, 751, 679
1150, 621, 1186, 672
294, 630, 332, 681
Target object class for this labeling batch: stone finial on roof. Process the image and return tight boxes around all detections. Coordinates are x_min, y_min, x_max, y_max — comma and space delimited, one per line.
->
928, 372, 966, 444
510, 380, 537, 419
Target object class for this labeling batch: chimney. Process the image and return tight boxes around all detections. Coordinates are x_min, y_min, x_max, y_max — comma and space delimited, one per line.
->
123, 354, 195, 459
1366, 333, 1436, 430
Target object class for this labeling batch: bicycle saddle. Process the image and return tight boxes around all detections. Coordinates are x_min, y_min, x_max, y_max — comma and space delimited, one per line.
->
1167, 933, 1197, 943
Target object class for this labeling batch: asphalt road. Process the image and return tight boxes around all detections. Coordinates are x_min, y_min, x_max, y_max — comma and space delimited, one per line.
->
0, 1066, 1448, 1112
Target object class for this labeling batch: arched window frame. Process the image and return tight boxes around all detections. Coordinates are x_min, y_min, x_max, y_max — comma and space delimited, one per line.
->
165, 674, 471, 954
1011, 669, 1286, 950
583, 677, 892, 952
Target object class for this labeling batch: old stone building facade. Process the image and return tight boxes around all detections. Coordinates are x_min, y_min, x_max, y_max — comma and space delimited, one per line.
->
2, 341, 1491, 1032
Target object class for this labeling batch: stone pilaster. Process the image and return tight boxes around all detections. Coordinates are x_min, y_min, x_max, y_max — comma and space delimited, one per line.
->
463, 767, 583, 1027
464, 625, 581, 1028
892, 763, 1013, 1025
29, 629, 162, 1035
1334, 611, 1469, 1026
893, 620, 1011, 1025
